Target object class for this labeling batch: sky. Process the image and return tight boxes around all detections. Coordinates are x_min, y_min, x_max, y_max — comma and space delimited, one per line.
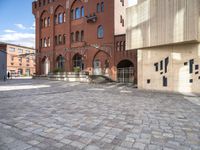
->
0, 0, 137, 48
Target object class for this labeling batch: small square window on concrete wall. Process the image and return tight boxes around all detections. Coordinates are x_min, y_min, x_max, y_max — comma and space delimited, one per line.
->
147, 79, 151, 84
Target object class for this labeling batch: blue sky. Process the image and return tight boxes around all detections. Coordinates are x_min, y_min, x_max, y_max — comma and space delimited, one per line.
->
0, 0, 137, 48
0, 0, 35, 47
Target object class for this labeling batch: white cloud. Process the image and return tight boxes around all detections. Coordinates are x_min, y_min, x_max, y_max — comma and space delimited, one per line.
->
4, 29, 16, 33
30, 22, 35, 30
32, 21, 35, 27
15, 24, 26, 30
0, 32, 35, 48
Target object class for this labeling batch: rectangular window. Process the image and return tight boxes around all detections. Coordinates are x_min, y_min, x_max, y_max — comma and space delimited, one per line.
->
26, 57, 30, 63
163, 76, 167, 87
26, 50, 30, 54
18, 57, 22, 62
195, 65, 199, 70
9, 47, 15, 52
18, 49, 23, 54
147, 79, 151, 84
164, 57, 169, 73
189, 59, 194, 74
160, 60, 163, 70
10, 56, 14, 61
120, 0, 124, 6
154, 63, 158, 71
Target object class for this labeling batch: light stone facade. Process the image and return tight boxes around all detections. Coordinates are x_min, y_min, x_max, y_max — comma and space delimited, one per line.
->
126, 0, 200, 50
114, 0, 128, 35
126, 0, 200, 93
138, 44, 200, 93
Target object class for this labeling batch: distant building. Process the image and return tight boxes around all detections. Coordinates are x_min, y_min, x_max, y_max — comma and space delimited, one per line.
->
0, 49, 7, 80
0, 42, 36, 77
126, 0, 200, 93
32, 0, 137, 83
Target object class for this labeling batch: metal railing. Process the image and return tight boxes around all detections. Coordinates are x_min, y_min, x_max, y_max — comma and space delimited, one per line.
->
117, 67, 134, 83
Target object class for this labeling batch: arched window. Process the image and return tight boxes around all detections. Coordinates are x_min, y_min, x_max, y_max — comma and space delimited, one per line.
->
81, 30, 84, 42
76, 31, 80, 41
40, 39, 42, 48
123, 41, 126, 51
44, 38, 47, 47
71, 33, 74, 42
44, 18, 47, 27
71, 10, 74, 20
43, 0, 46, 6
59, 35, 62, 44
75, 8, 81, 19
81, 7, 84, 17
40, 19, 43, 28
116, 42, 120, 51
38, 0, 41, 7
97, 25, 104, 38
101, 2, 104, 12
63, 34, 66, 44
73, 54, 83, 70
97, 3, 101, 13
47, 17, 50, 26
54, 15, 58, 24
63, 12, 66, 22
58, 13, 63, 24
48, 37, 50, 47
57, 55, 65, 70
120, 41, 123, 51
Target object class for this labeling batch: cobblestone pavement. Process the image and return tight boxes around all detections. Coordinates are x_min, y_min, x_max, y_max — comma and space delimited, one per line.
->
0, 79, 200, 150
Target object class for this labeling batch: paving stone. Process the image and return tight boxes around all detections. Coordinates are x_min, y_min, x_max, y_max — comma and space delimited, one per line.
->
28, 140, 40, 145
84, 145, 100, 150
0, 79, 199, 149
70, 141, 86, 149
132, 142, 146, 150
61, 138, 72, 144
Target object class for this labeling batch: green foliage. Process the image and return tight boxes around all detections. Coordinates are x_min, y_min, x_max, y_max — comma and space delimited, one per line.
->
73, 67, 81, 73
53, 68, 64, 73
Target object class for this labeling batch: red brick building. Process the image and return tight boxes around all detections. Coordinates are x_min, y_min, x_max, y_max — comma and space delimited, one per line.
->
32, 0, 137, 83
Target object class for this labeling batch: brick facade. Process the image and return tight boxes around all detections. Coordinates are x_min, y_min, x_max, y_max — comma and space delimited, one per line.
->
32, 0, 137, 82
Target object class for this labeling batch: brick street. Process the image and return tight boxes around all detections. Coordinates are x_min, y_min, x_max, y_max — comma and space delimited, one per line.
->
0, 79, 200, 150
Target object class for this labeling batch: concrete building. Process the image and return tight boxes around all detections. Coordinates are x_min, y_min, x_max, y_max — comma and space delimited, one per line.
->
0, 42, 36, 77
126, 0, 200, 93
0, 49, 7, 80
32, 0, 137, 83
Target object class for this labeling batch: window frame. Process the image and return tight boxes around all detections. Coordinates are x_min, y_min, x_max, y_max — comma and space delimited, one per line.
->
97, 25, 104, 39
75, 7, 81, 19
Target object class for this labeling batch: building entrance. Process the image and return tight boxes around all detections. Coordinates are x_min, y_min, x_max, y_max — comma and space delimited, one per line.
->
117, 60, 134, 83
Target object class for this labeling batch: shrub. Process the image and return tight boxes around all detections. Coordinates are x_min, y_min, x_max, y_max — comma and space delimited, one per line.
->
53, 68, 64, 73
73, 67, 80, 73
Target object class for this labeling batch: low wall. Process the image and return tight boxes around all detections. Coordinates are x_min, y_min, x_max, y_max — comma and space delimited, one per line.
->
48, 72, 90, 83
